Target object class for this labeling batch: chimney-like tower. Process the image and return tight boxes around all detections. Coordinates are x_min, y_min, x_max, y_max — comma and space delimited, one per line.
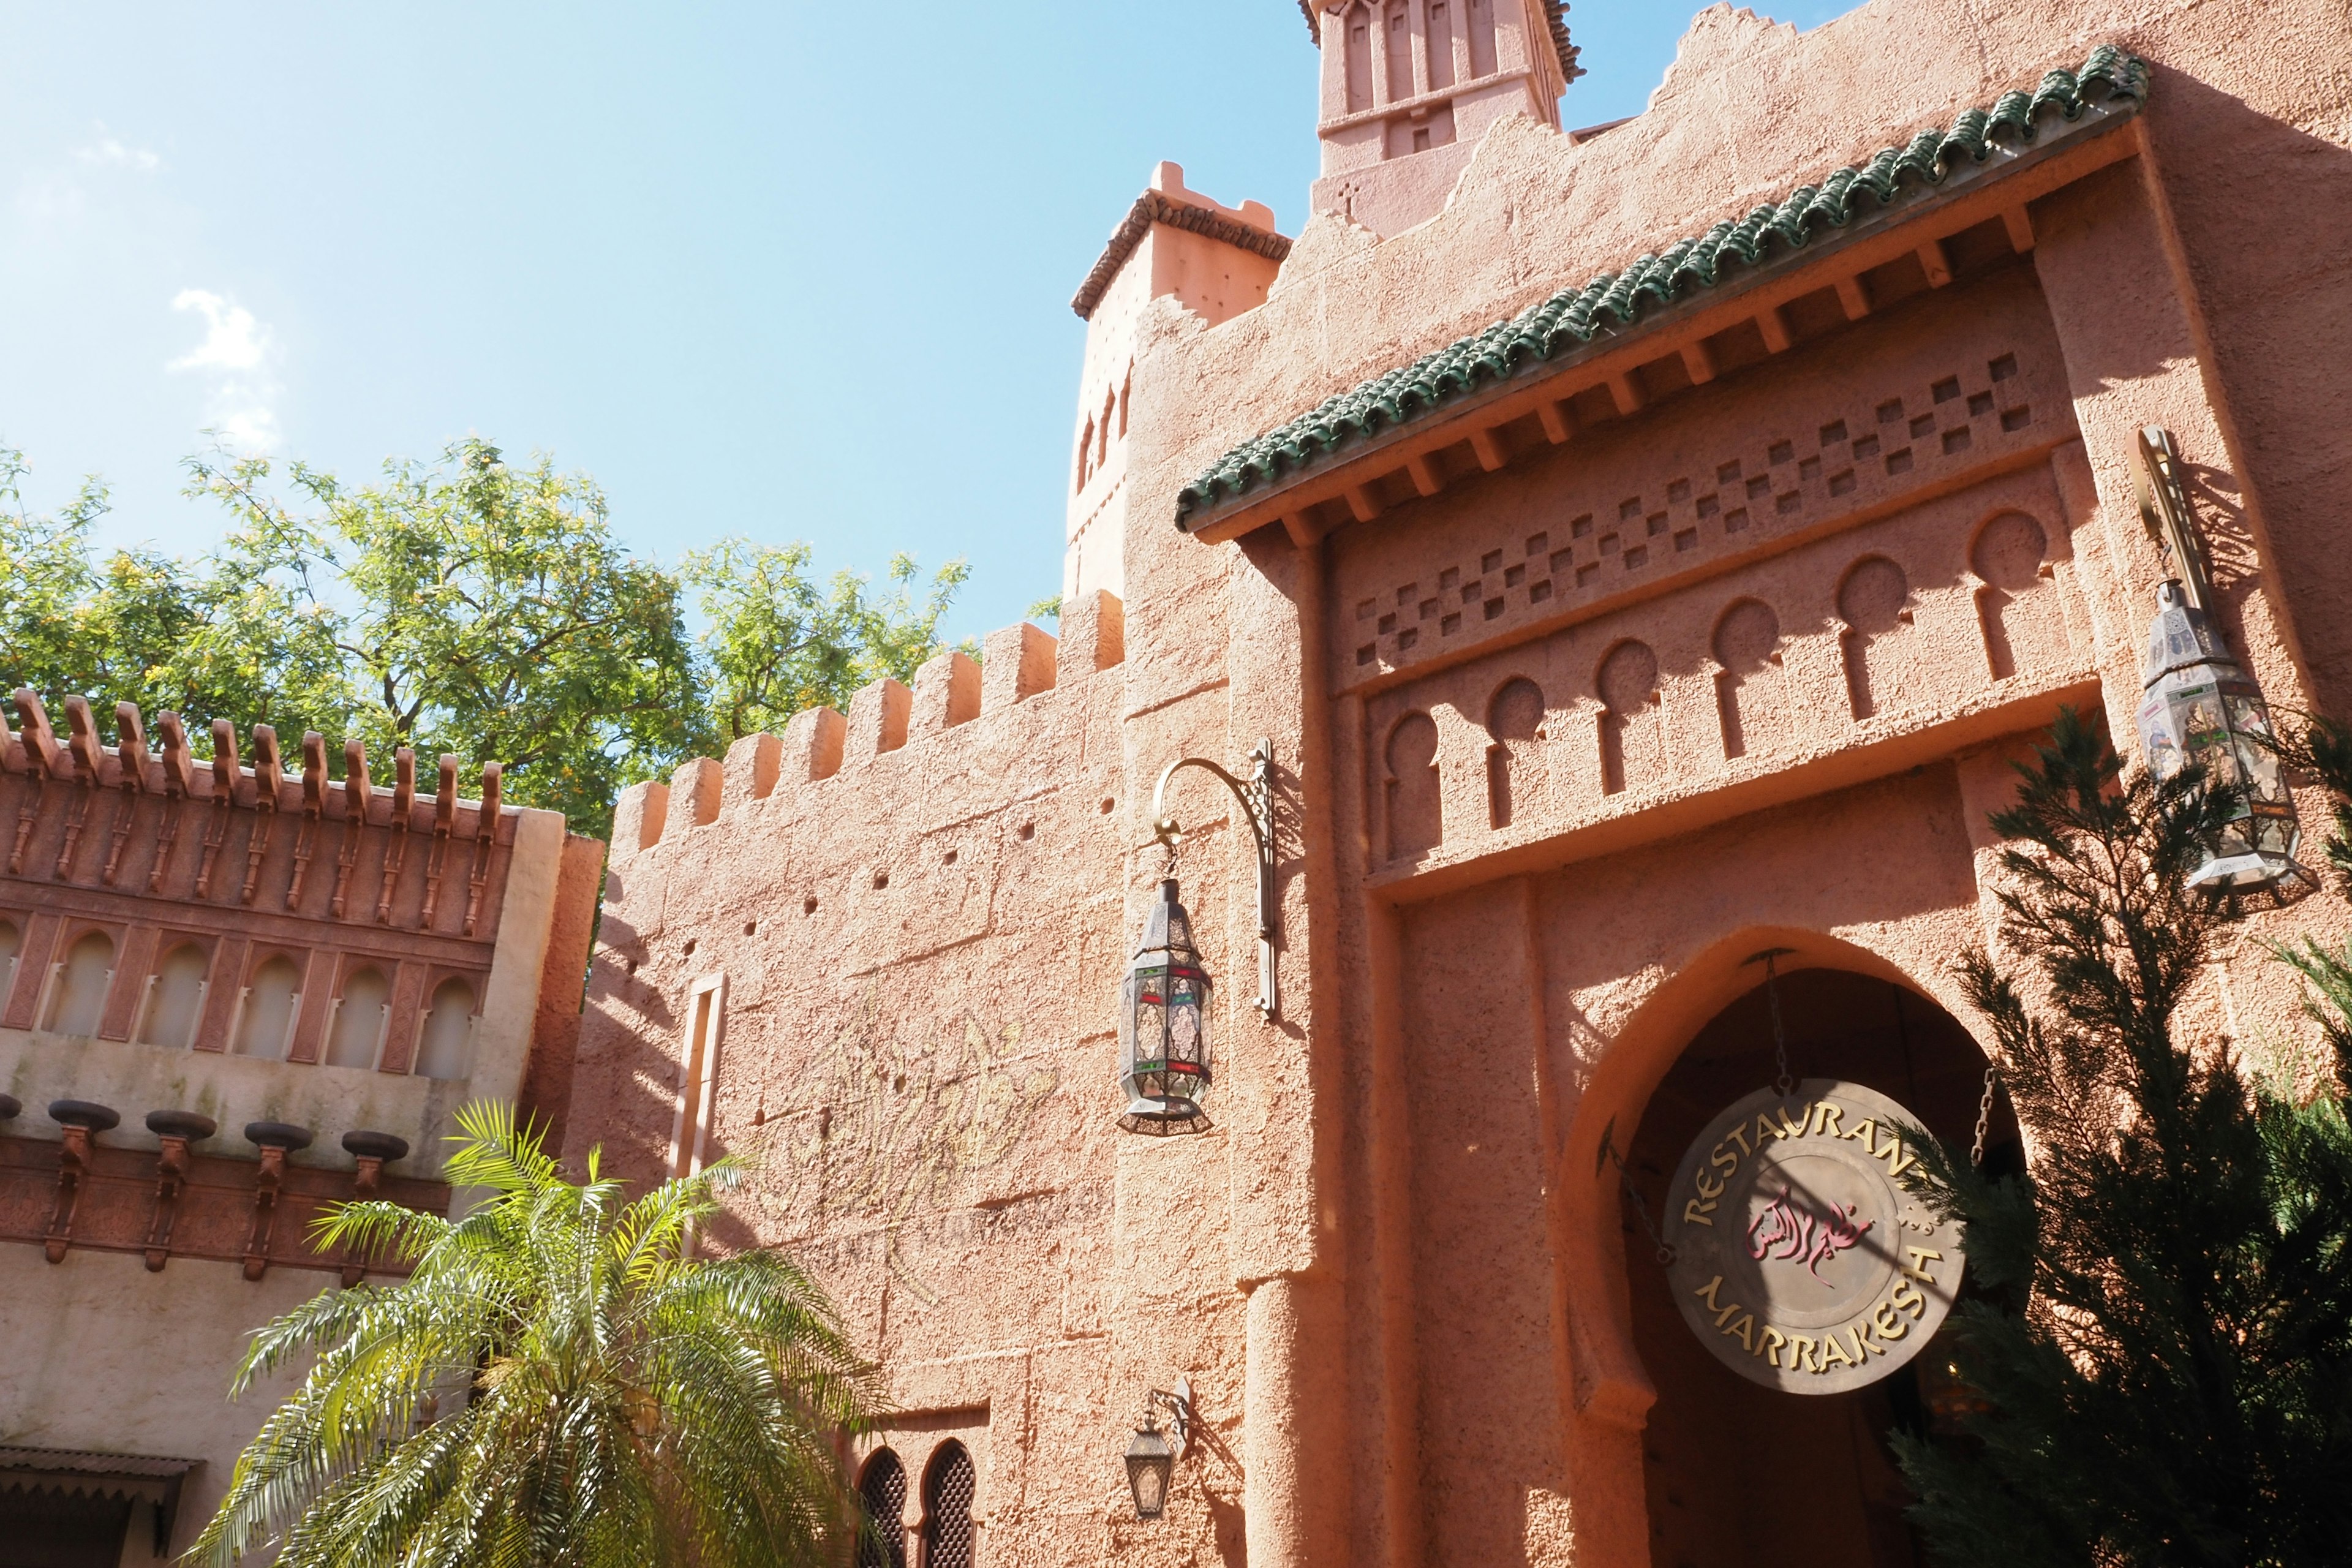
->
1065, 162, 1290, 601
1308, 0, 1581, 237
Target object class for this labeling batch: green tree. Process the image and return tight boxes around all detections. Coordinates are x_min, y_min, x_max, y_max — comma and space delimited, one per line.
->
185, 440, 702, 835
1894, 710, 2352, 1566
190, 1104, 880, 1568
685, 538, 970, 744
0, 438, 971, 840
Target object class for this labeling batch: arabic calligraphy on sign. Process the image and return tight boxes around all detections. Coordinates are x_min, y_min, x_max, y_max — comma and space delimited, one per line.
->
1662, 1079, 1967, 1395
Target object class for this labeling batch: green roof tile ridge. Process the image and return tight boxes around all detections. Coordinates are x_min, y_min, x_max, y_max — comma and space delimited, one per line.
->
1175, 45, 2149, 527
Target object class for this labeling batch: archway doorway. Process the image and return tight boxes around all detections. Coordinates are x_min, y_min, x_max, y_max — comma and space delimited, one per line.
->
1622, 967, 2019, 1568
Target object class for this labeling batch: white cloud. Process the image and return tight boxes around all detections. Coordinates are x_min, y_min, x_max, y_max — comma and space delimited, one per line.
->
168, 288, 281, 452
170, 289, 266, 372
75, 125, 160, 173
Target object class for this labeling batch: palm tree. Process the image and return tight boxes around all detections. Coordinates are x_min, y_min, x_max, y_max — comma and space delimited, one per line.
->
189, 1103, 880, 1567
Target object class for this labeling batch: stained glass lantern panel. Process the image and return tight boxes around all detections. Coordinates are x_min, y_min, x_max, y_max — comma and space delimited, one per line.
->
2137, 581, 2301, 888
1118, 880, 1213, 1136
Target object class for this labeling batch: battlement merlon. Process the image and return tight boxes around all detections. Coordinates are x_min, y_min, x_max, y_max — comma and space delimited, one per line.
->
610, 589, 1126, 864
3, 690, 514, 841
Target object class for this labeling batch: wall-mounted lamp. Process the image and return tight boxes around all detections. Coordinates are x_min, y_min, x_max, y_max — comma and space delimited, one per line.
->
1123, 1378, 1194, 1521
1117, 742, 1280, 1137
2131, 428, 2301, 888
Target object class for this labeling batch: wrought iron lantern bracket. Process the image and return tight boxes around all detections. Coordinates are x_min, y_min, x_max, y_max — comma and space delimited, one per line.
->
1149, 739, 1280, 1020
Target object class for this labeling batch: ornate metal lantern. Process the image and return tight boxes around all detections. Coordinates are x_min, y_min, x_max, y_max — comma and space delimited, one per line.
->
1121, 1381, 1192, 1522
1123, 1416, 1175, 1521
1118, 880, 1212, 1136
2132, 428, 2299, 889
2138, 581, 2298, 887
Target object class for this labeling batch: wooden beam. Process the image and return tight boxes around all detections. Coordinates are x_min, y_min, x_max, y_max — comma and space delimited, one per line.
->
1606, 372, 1645, 417
1757, 304, 1792, 353
1679, 339, 1717, 385
1835, 274, 1872, 321
1468, 428, 1507, 472
2001, 205, 2036, 253
1344, 484, 1384, 523
1536, 400, 1576, 444
1404, 454, 1444, 497
1280, 513, 1326, 549
1916, 238, 1954, 288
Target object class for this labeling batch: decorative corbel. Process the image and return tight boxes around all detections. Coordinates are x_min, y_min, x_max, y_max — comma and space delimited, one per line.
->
195, 720, 241, 899
377, 747, 417, 924
102, 701, 151, 886
9, 690, 60, 875
421, 755, 458, 928
141, 1110, 217, 1272
240, 725, 283, 905
151, 712, 198, 893
44, 1099, 120, 1263
287, 731, 330, 908
463, 761, 501, 936
333, 739, 372, 918
338, 1130, 410, 1286
241, 1120, 314, 1281
54, 695, 107, 882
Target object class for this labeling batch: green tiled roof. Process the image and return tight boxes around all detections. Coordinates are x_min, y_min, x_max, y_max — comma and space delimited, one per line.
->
1176, 45, 2149, 528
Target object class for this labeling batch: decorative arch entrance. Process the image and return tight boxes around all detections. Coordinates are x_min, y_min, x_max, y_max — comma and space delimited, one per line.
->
1620, 965, 2018, 1568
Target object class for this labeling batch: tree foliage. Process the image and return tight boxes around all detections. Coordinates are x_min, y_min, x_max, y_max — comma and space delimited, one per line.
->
189, 1104, 881, 1568
0, 440, 967, 839
1895, 709, 2352, 1567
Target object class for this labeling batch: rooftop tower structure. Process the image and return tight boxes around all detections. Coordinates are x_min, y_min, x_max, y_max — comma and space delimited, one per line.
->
1308, 0, 1582, 236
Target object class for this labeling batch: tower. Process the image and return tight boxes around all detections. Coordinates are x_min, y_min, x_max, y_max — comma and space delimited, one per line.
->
1307, 0, 1581, 236
1064, 162, 1290, 602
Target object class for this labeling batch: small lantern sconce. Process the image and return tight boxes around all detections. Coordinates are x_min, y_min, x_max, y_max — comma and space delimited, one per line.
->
2132, 428, 2301, 888
1123, 1378, 1195, 1521
1118, 741, 1279, 1137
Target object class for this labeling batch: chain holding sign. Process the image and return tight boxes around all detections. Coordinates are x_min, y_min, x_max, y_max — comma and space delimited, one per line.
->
1664, 1079, 1964, 1395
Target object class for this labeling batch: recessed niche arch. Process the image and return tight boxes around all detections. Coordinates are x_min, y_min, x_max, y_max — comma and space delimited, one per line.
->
137, 942, 211, 1050
1485, 677, 1547, 829
326, 967, 393, 1070
44, 930, 116, 1037
0, 917, 20, 1012
1969, 510, 2067, 682
1615, 963, 2019, 1568
414, 977, 479, 1082
1596, 639, 1663, 795
233, 956, 303, 1060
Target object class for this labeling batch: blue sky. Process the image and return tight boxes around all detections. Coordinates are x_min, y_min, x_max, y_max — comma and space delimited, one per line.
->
0, 2, 1851, 641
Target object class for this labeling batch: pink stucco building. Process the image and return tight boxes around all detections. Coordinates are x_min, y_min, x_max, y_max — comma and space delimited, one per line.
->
571, 1, 2352, 1562
7, 1, 2351, 1565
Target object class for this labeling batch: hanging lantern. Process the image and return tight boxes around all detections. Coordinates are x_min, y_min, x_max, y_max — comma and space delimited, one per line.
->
1118, 878, 1212, 1136
2136, 579, 2299, 888
1123, 1412, 1176, 1520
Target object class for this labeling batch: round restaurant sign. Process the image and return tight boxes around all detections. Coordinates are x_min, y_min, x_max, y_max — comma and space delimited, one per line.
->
1664, 1079, 1965, 1394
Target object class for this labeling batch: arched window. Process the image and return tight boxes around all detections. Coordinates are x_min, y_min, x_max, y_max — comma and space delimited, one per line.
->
922, 1442, 975, 1568
43, 931, 114, 1037
1344, 2, 1374, 113
138, 943, 211, 1050
856, 1449, 908, 1568
1076, 418, 1095, 490
0, 919, 19, 1012
233, 956, 302, 1060
326, 967, 392, 1070
1383, 0, 1412, 102
415, 978, 478, 1081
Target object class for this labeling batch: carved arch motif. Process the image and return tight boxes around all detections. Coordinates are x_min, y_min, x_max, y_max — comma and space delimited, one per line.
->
1384, 710, 1442, 860
1710, 599, 1784, 761
1485, 677, 1547, 829
1970, 510, 2067, 681
1597, 640, 1664, 796
1836, 556, 1915, 720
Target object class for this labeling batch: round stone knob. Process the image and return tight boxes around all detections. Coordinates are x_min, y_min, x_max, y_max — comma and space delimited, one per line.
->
146, 1110, 219, 1142
341, 1129, 411, 1163
243, 1121, 315, 1152
49, 1100, 121, 1133
0, 1093, 20, 1120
